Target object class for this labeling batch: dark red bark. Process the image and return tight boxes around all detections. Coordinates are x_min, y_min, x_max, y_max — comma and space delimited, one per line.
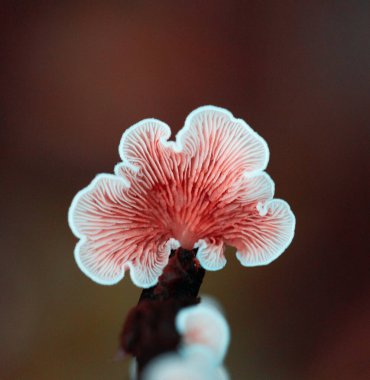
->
120, 247, 205, 376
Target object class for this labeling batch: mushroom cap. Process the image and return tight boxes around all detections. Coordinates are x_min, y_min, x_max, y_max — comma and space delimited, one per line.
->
69, 106, 295, 287
141, 351, 229, 380
175, 299, 230, 365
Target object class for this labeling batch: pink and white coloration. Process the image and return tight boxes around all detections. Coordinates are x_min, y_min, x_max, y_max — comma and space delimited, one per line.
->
68, 106, 296, 287
176, 300, 230, 365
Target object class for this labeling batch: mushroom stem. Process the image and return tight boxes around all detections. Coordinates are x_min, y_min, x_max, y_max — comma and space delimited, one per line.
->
119, 247, 205, 378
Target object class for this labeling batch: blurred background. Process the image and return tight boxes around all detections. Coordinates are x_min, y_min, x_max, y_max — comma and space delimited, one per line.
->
0, 1, 369, 379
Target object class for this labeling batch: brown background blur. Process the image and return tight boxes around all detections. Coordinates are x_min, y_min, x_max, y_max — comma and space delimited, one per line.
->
1, 1, 369, 379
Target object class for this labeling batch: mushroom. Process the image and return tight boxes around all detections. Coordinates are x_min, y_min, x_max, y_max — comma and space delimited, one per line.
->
68, 106, 295, 288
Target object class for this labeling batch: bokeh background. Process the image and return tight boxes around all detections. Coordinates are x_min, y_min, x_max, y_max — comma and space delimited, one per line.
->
1, 1, 369, 379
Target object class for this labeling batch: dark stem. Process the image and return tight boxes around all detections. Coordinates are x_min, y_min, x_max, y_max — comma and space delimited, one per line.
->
119, 247, 205, 378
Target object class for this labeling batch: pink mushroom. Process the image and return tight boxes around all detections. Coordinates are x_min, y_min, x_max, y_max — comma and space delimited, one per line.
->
175, 299, 230, 365
68, 106, 295, 287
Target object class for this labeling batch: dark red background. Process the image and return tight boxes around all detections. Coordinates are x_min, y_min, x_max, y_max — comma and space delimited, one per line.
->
1, 1, 369, 379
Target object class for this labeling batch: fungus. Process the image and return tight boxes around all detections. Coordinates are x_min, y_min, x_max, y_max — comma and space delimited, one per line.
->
69, 106, 295, 288
141, 351, 229, 380
175, 300, 230, 365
